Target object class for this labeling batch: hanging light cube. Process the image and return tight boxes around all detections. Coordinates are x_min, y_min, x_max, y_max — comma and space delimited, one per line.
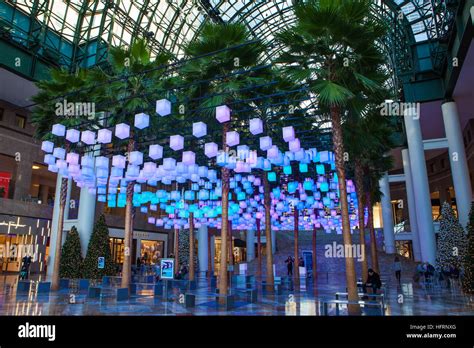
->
97, 129, 112, 144
41, 141, 54, 153
282, 126, 295, 142
249, 118, 263, 135
268, 172, 277, 182
52, 123, 66, 137
267, 145, 279, 159
182, 151, 196, 165
149, 144, 163, 160
96, 156, 109, 169
226, 131, 239, 147
81, 130, 96, 145
163, 158, 176, 171
192, 122, 207, 138
52, 147, 66, 160
259, 136, 272, 151
170, 135, 184, 151
289, 138, 301, 153
112, 155, 126, 169
134, 112, 150, 129
44, 154, 56, 165
115, 123, 130, 140
66, 129, 80, 143
156, 99, 171, 116
129, 151, 143, 166
205, 142, 218, 158
216, 105, 231, 123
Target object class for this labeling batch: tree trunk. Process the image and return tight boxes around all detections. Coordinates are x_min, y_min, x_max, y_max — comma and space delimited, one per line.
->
218, 122, 230, 304
189, 213, 195, 281
263, 174, 274, 292
367, 193, 380, 274
207, 228, 212, 277
51, 176, 68, 291
355, 161, 368, 282
312, 224, 317, 280
331, 106, 360, 315
256, 218, 262, 280
294, 206, 300, 285
121, 138, 135, 289
174, 227, 179, 275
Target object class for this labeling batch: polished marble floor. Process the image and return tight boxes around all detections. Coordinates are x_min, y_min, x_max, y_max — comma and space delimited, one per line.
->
0, 272, 473, 316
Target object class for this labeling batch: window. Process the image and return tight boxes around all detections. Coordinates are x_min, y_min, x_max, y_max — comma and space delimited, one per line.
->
15, 115, 26, 129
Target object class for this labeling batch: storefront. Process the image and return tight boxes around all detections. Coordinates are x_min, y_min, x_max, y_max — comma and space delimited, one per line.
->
213, 236, 247, 272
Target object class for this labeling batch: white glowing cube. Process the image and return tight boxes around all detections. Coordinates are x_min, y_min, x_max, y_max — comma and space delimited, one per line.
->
115, 123, 130, 139
289, 138, 301, 152
44, 154, 56, 165
259, 136, 272, 151
249, 118, 263, 135
81, 130, 96, 145
143, 161, 157, 174
134, 112, 149, 129
198, 166, 208, 177
156, 99, 171, 116
95, 156, 109, 169
163, 158, 176, 171
41, 141, 54, 153
53, 147, 66, 159
52, 123, 66, 136
295, 149, 305, 161
112, 155, 126, 169
129, 151, 143, 166
192, 122, 207, 138
237, 145, 250, 160
149, 144, 163, 160
176, 162, 186, 174
126, 165, 140, 179
216, 105, 231, 123
226, 131, 239, 147
66, 152, 79, 165
205, 142, 218, 158
48, 164, 58, 173
66, 129, 80, 143
267, 145, 279, 159
81, 155, 94, 168
97, 128, 112, 144
283, 126, 295, 142
182, 151, 196, 165
170, 135, 184, 151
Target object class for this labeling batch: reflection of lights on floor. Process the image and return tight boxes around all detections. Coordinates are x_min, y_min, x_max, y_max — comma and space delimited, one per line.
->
285, 300, 297, 315
300, 299, 316, 315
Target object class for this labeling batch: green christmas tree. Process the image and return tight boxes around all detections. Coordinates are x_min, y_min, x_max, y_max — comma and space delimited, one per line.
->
462, 202, 474, 293
177, 228, 198, 272
436, 202, 468, 271
59, 226, 83, 279
82, 214, 116, 279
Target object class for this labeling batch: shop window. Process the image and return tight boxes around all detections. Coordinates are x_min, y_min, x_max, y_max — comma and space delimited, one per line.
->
139, 240, 163, 265
15, 114, 26, 129
109, 238, 124, 264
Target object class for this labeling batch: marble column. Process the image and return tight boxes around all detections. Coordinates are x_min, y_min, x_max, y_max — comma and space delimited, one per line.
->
76, 185, 97, 258
246, 229, 255, 262
379, 172, 396, 254
197, 224, 208, 276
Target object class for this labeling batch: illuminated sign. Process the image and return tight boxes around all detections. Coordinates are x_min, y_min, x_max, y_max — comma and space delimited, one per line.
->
160, 258, 174, 279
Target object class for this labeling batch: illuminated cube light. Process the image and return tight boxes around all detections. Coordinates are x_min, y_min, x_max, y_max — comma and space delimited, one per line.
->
316, 164, 325, 175
268, 172, 277, 182
259, 136, 272, 151
283, 165, 292, 175
170, 135, 184, 151
267, 145, 279, 159
182, 151, 195, 165
115, 123, 130, 140
126, 165, 140, 179
192, 122, 207, 138
282, 126, 295, 142
295, 149, 305, 161
299, 163, 308, 173
156, 99, 171, 116
66, 129, 80, 143
249, 118, 263, 135
66, 152, 79, 165
143, 162, 157, 176
289, 138, 301, 153
163, 158, 176, 171
198, 166, 208, 177
134, 112, 149, 129
44, 154, 56, 165
96, 128, 112, 144
319, 151, 330, 163
226, 131, 239, 147
149, 144, 163, 160
48, 164, 58, 173
205, 142, 218, 158
52, 147, 66, 160
112, 155, 126, 169
41, 141, 54, 153
81, 130, 96, 145
216, 105, 231, 123
52, 123, 66, 137
95, 156, 109, 169
129, 151, 143, 166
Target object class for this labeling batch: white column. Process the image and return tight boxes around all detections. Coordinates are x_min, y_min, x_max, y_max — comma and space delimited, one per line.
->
402, 149, 422, 261
379, 173, 396, 254
246, 230, 255, 262
271, 229, 276, 254
442, 101, 473, 228
76, 186, 97, 258
404, 107, 436, 264
197, 224, 208, 276
47, 174, 72, 278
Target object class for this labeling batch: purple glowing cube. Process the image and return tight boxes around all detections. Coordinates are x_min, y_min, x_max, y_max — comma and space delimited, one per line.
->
216, 105, 231, 123
289, 138, 301, 152
249, 118, 263, 135
66, 129, 80, 143
52, 147, 66, 160
163, 158, 176, 171
66, 152, 79, 165
97, 129, 112, 144
95, 156, 109, 169
44, 154, 56, 165
134, 112, 150, 129
170, 135, 184, 151
81, 130, 96, 145
267, 145, 279, 159
182, 151, 196, 165
81, 155, 94, 168
115, 123, 130, 140
112, 155, 126, 169
129, 151, 143, 166
156, 99, 171, 117
149, 144, 163, 160
259, 136, 272, 151
192, 122, 207, 138
52, 123, 66, 137
226, 131, 239, 147
41, 141, 54, 153
204, 142, 218, 158
282, 126, 295, 142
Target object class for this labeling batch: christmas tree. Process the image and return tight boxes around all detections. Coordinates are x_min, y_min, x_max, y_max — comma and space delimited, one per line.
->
436, 202, 468, 271
177, 228, 198, 272
82, 214, 116, 279
59, 226, 83, 279
462, 202, 474, 293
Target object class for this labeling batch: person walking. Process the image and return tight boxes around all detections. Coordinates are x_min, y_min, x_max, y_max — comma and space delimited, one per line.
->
285, 256, 294, 277
393, 256, 402, 284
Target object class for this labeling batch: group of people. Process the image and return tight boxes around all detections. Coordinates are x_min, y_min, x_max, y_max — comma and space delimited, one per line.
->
19, 255, 32, 280
414, 261, 460, 289
285, 255, 305, 276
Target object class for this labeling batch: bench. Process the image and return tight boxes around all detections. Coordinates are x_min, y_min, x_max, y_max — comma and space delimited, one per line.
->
321, 299, 385, 316
36, 282, 51, 293
130, 283, 155, 296
335, 292, 385, 310
17, 280, 31, 292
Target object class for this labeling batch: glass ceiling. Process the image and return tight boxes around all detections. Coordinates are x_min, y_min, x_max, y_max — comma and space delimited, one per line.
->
3, 0, 442, 62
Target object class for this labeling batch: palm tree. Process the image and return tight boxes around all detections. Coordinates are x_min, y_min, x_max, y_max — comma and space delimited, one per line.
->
181, 22, 265, 302
276, 0, 388, 313
32, 68, 94, 290
86, 38, 173, 289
